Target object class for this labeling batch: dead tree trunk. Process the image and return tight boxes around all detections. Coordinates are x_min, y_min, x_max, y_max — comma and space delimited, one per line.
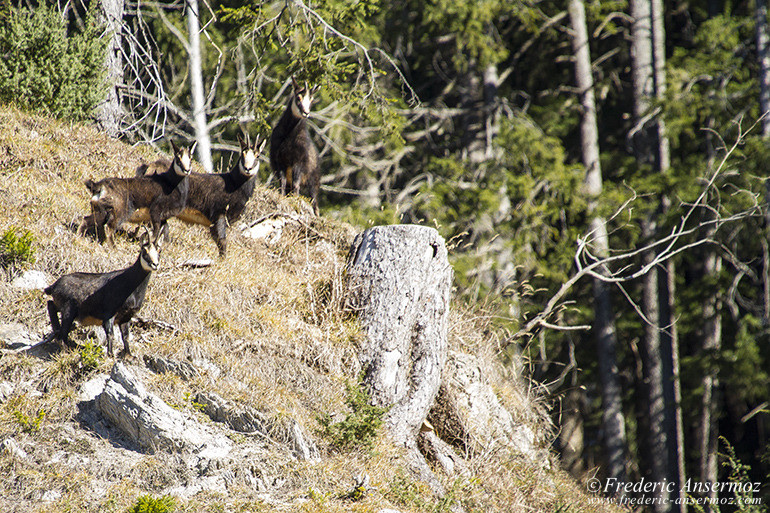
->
346, 225, 453, 490
96, 0, 125, 136
186, 0, 213, 172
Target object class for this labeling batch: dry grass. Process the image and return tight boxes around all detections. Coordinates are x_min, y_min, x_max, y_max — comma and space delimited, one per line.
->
0, 105, 618, 512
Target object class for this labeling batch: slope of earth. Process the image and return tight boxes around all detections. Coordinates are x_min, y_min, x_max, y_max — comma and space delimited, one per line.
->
0, 105, 614, 513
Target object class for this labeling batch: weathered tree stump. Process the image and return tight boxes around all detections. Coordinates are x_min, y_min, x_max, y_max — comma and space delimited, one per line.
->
346, 225, 453, 489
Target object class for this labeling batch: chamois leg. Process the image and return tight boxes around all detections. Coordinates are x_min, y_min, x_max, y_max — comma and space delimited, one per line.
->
291, 164, 303, 196
310, 166, 320, 216
58, 304, 78, 348
102, 317, 116, 357
210, 215, 227, 257
118, 322, 131, 356
280, 166, 291, 195
46, 301, 61, 342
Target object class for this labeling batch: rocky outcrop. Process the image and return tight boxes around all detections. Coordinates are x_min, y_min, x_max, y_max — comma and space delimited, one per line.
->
195, 391, 319, 462
428, 351, 549, 467
95, 363, 231, 458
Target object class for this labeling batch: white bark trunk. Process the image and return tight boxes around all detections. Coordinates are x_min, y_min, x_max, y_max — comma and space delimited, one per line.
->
186, 0, 213, 172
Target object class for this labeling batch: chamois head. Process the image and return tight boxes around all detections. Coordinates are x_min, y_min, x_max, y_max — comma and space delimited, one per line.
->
138, 228, 161, 272
290, 76, 319, 119
237, 133, 267, 177
169, 140, 194, 177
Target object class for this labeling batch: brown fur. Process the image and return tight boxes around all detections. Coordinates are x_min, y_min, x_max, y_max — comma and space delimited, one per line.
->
175, 134, 266, 257
270, 77, 320, 214
85, 142, 192, 245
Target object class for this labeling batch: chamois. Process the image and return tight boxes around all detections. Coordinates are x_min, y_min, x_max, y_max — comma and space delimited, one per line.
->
44, 231, 160, 356
174, 133, 266, 257
270, 76, 320, 214
84, 141, 193, 245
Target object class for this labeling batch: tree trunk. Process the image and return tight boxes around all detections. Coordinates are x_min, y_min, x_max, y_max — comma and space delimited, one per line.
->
568, 0, 627, 488
698, 251, 721, 501
758, 0, 770, 136
346, 225, 453, 493
186, 0, 213, 172
651, 0, 686, 507
756, 0, 770, 326
630, 1, 674, 510
96, 0, 125, 137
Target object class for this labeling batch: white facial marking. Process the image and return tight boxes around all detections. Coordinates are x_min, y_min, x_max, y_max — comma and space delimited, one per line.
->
141, 244, 160, 271
91, 188, 103, 202
300, 91, 312, 115
180, 152, 192, 173
243, 150, 257, 174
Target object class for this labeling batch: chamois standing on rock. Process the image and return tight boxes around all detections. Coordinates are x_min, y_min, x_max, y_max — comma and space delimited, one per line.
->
167, 133, 266, 257
84, 141, 193, 245
270, 77, 320, 214
44, 231, 160, 357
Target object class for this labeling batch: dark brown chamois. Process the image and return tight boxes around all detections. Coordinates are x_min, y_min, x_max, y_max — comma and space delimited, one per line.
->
84, 141, 193, 245
270, 77, 320, 214
44, 231, 160, 357
174, 133, 266, 257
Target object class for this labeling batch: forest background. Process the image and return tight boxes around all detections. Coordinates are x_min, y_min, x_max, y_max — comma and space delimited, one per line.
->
1, 0, 769, 510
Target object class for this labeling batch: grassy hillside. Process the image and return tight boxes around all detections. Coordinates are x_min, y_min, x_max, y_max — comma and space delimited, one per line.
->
0, 106, 612, 512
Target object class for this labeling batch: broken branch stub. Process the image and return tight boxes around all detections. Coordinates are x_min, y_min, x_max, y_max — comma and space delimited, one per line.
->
346, 225, 452, 446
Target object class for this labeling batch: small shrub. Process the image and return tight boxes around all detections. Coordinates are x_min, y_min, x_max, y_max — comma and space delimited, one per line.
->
317, 381, 388, 451
0, 227, 36, 269
79, 340, 104, 373
126, 495, 176, 513
13, 408, 45, 433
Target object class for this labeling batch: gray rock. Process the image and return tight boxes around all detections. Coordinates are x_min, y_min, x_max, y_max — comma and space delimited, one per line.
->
429, 351, 548, 468
96, 363, 231, 457
0, 323, 37, 349
195, 391, 318, 462
144, 354, 199, 381
11, 270, 48, 290
0, 382, 13, 403
2, 438, 28, 460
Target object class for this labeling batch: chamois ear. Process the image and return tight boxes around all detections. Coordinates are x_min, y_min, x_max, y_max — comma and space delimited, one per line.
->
190, 140, 198, 156
291, 75, 300, 91
238, 132, 249, 151
139, 226, 150, 245
170, 139, 180, 156
310, 84, 320, 96
256, 138, 267, 154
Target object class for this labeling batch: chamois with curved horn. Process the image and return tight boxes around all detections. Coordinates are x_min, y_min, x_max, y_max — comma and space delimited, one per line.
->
174, 132, 267, 256
270, 76, 320, 214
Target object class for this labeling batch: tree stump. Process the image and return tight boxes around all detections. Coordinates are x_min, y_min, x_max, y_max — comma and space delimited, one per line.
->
346, 225, 453, 488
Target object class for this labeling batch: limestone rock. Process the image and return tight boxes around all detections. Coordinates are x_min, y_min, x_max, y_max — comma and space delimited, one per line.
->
96, 363, 231, 457
195, 391, 318, 462
10, 270, 48, 290
428, 351, 548, 467
0, 322, 37, 350
144, 354, 199, 381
